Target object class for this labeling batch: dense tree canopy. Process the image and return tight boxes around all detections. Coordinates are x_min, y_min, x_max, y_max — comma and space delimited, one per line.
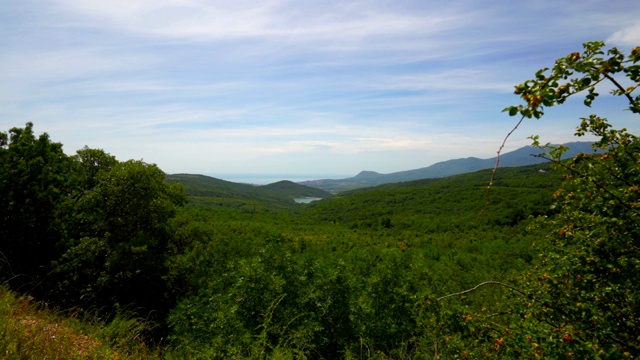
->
0, 122, 72, 286
0, 124, 186, 324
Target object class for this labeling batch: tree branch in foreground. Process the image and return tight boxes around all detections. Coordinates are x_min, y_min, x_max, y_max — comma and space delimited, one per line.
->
437, 281, 525, 301
480, 114, 526, 216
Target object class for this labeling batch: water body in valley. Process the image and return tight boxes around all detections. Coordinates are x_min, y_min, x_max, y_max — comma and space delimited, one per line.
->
294, 197, 322, 204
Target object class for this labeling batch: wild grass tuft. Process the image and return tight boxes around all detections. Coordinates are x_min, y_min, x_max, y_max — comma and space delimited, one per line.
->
0, 285, 160, 359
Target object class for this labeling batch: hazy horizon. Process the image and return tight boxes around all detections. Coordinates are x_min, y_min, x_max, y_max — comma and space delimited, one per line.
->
203, 173, 353, 185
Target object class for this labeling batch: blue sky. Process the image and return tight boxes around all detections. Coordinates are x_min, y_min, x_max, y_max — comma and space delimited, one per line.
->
1, 0, 639, 182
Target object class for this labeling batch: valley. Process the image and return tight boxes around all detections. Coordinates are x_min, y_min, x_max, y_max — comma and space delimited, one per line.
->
2, 42, 638, 358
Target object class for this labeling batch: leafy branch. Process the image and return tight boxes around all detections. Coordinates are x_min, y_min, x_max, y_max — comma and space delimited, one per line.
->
485, 42, 640, 211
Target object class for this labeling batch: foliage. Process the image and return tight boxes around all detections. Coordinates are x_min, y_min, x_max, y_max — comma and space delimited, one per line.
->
161, 163, 554, 358
165, 174, 331, 209
0, 119, 557, 358
0, 123, 187, 340
0, 121, 555, 357
503, 41, 640, 119
501, 41, 640, 357
0, 122, 72, 287
53, 158, 187, 317
5, 41, 638, 357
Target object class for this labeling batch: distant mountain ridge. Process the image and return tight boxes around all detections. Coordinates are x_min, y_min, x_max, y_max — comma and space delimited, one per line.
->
299, 142, 595, 192
165, 174, 331, 207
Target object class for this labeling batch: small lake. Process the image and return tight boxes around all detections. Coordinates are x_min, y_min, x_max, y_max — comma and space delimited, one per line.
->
294, 197, 322, 204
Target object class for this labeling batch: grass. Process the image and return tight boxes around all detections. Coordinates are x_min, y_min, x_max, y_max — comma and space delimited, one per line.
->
0, 285, 160, 359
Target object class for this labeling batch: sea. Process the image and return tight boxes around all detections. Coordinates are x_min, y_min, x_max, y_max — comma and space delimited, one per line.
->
206, 173, 351, 186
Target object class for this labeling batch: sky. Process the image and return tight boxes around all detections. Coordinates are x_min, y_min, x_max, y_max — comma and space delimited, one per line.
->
1, 0, 639, 182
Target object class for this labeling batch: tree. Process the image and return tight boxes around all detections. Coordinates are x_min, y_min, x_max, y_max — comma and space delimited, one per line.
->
53, 158, 187, 317
0, 123, 72, 288
436, 41, 639, 359
0, 123, 187, 334
502, 42, 640, 357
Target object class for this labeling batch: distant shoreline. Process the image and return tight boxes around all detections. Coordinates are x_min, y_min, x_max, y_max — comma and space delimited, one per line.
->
206, 173, 352, 186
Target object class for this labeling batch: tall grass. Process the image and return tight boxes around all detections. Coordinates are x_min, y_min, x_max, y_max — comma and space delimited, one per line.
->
0, 286, 160, 359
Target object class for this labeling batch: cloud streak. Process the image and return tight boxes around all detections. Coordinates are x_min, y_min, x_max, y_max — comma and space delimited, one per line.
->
1, 0, 639, 179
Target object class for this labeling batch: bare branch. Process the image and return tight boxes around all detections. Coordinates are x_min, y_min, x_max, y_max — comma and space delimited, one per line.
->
602, 71, 634, 105
437, 281, 525, 301
433, 341, 438, 360
480, 114, 526, 216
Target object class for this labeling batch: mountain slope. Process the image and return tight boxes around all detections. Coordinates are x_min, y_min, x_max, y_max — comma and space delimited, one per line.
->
261, 180, 332, 198
165, 174, 332, 208
299, 142, 594, 192
303, 162, 560, 229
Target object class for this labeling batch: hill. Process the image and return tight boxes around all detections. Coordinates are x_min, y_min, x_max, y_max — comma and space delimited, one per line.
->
304, 162, 560, 227
299, 141, 594, 192
162, 160, 564, 358
165, 174, 332, 209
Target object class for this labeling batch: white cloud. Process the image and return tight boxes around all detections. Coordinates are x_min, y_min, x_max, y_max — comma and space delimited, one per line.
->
3, 0, 640, 176
52, 0, 474, 58
56, 1, 447, 39
364, 69, 514, 93
0, 47, 150, 82
608, 22, 640, 46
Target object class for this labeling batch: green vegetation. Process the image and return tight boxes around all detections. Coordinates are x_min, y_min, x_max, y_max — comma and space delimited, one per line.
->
166, 174, 331, 209
0, 285, 159, 359
1, 41, 638, 358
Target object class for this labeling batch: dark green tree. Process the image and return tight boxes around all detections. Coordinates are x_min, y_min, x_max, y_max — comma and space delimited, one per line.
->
0, 122, 72, 289
53, 158, 187, 316
1, 123, 186, 334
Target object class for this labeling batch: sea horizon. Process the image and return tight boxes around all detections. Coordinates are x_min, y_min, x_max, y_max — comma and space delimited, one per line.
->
203, 173, 353, 186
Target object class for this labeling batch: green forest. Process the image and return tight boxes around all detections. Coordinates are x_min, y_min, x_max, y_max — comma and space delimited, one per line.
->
1, 42, 639, 359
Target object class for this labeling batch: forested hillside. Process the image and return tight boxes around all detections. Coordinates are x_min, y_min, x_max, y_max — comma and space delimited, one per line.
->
161, 164, 558, 359
1, 42, 638, 359
299, 141, 594, 192
165, 174, 331, 210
